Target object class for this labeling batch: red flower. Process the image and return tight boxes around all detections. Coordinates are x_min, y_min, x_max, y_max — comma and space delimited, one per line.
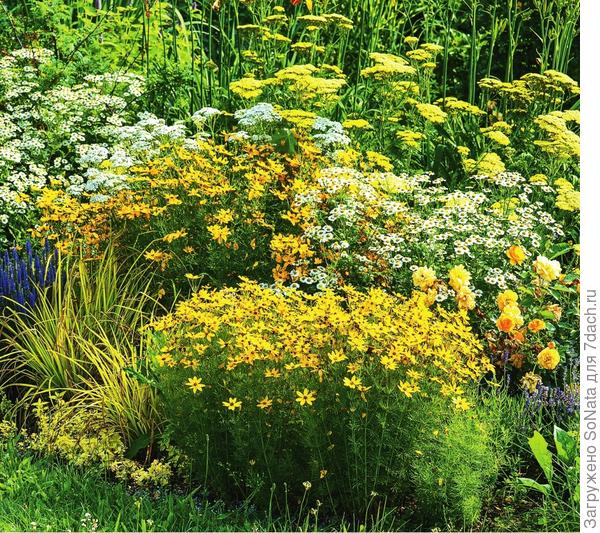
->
291, 0, 302, 5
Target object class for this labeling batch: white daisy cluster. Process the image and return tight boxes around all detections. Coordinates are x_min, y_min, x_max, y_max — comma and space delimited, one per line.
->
0, 49, 145, 242
0, 49, 204, 243
282, 165, 567, 308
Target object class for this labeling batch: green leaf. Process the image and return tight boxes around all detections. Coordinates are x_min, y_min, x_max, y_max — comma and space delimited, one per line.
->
272, 129, 297, 155
529, 431, 553, 482
554, 426, 577, 465
123, 366, 158, 387
517, 477, 551, 496
125, 433, 150, 459
549, 243, 572, 259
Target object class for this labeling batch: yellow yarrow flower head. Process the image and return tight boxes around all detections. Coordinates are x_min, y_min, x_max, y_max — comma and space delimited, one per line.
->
416, 103, 447, 124
530, 173, 548, 184
404, 36, 419, 47
229, 77, 264, 99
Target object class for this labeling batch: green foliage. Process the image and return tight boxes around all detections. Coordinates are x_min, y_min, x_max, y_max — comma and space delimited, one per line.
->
0, 438, 255, 532
0, 246, 163, 447
2, 1, 579, 118
516, 425, 579, 531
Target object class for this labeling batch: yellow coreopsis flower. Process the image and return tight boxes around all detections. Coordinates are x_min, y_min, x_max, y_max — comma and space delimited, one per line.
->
222, 397, 242, 411
257, 397, 273, 410
452, 397, 471, 411
343, 375, 363, 389
186, 376, 206, 394
398, 381, 420, 398
295, 388, 316, 406
380, 355, 398, 370
162, 229, 188, 243
207, 224, 231, 244
328, 350, 347, 364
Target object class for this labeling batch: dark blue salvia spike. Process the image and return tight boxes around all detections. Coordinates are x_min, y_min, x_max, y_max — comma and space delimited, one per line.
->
1, 269, 7, 295
8, 272, 15, 294
19, 258, 28, 286
21, 270, 31, 293
35, 255, 43, 287
0, 240, 60, 315
15, 289, 25, 306
45, 260, 56, 286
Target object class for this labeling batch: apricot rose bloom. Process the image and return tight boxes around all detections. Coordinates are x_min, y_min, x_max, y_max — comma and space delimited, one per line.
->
528, 319, 546, 332
496, 314, 516, 332
537, 345, 560, 370
533, 255, 561, 282
496, 289, 518, 311
506, 245, 526, 265
412, 266, 437, 291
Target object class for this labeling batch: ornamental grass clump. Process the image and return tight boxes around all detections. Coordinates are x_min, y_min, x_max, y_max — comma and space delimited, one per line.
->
151, 280, 495, 521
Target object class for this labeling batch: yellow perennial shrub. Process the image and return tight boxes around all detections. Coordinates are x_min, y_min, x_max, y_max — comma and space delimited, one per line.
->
150, 280, 492, 408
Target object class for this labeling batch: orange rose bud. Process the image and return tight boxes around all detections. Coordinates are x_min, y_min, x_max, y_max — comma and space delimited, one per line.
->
528, 319, 546, 332
512, 330, 526, 343
496, 314, 516, 333
506, 245, 526, 266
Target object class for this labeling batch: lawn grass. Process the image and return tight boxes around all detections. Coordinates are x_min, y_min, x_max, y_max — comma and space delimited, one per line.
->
0, 440, 409, 532
0, 440, 260, 532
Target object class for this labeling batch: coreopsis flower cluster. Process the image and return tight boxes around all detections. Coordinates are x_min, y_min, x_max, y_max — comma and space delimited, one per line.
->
150, 280, 491, 412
